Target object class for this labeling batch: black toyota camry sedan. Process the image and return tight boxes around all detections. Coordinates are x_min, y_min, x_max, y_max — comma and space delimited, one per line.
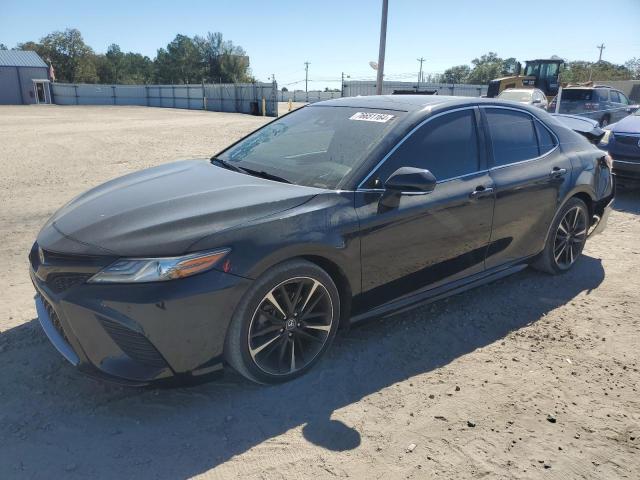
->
30, 95, 614, 385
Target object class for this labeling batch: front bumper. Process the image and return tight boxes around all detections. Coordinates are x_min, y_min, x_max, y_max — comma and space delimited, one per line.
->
612, 158, 640, 181
31, 265, 252, 385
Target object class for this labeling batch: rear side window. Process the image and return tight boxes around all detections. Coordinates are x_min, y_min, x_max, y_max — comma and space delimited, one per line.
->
370, 109, 480, 185
609, 91, 620, 103
485, 109, 539, 166
597, 89, 610, 102
562, 89, 593, 101
535, 122, 556, 155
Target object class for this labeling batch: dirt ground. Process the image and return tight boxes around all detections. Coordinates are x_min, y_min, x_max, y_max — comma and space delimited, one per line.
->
0, 105, 638, 480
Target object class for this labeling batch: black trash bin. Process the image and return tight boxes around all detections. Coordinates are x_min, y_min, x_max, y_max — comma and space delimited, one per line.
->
250, 101, 259, 116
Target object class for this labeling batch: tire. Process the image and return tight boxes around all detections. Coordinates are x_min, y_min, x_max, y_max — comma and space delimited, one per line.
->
224, 259, 340, 384
600, 115, 610, 127
532, 197, 589, 275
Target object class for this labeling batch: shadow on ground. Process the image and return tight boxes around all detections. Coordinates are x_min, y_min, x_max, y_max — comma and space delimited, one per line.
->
614, 185, 640, 215
0, 255, 605, 478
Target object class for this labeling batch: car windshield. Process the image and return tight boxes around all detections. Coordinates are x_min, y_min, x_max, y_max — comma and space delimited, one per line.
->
215, 106, 403, 189
499, 90, 533, 102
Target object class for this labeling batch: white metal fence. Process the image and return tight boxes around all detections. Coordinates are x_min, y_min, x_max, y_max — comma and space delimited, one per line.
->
277, 81, 487, 105
278, 90, 342, 103
343, 81, 488, 98
51, 82, 279, 116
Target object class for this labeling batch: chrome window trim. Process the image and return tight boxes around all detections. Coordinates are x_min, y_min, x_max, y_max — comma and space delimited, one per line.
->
355, 169, 491, 195
356, 106, 480, 190
482, 105, 560, 171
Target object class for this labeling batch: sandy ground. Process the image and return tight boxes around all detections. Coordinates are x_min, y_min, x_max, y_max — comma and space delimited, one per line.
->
0, 105, 639, 480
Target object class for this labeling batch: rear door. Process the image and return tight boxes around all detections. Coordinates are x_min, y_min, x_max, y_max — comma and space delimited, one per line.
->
483, 106, 572, 269
356, 107, 495, 307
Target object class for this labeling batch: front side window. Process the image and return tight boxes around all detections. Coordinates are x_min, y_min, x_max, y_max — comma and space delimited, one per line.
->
609, 91, 621, 103
485, 108, 539, 166
367, 109, 480, 186
619, 93, 629, 105
217, 106, 403, 189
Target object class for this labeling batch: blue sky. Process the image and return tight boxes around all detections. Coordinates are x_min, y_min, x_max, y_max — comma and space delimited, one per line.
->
1, 0, 639, 89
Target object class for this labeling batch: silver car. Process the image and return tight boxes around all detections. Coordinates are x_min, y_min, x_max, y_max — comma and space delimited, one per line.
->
498, 88, 549, 109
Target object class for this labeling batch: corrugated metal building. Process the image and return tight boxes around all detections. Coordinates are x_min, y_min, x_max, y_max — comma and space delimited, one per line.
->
0, 50, 51, 105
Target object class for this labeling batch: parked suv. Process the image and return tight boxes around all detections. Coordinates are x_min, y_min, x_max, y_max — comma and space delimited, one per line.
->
549, 86, 634, 127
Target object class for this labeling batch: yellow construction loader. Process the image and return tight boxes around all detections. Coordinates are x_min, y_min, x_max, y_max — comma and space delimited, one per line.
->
486, 59, 564, 101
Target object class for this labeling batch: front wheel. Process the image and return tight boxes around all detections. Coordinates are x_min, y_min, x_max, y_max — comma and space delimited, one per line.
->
224, 260, 340, 384
533, 197, 589, 274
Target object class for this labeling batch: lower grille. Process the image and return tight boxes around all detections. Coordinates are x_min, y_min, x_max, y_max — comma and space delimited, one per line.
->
40, 295, 70, 345
47, 273, 92, 293
98, 317, 168, 369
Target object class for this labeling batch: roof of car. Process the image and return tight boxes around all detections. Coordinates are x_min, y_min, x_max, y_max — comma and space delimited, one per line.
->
498, 88, 538, 93
311, 95, 477, 112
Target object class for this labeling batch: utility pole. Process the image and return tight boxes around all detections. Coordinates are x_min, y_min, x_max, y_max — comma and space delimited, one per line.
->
597, 43, 605, 62
341, 72, 350, 97
589, 43, 606, 81
417, 57, 425, 89
376, 0, 389, 95
304, 61, 310, 94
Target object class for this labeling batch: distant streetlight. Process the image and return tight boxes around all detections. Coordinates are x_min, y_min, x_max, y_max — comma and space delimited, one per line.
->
376, 0, 388, 95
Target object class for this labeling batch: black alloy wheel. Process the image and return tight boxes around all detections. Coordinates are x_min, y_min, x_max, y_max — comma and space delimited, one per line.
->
553, 205, 588, 270
248, 277, 333, 375
224, 259, 340, 384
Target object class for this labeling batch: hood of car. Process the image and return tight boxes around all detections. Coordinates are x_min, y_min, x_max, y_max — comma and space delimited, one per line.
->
37, 160, 320, 257
609, 114, 640, 134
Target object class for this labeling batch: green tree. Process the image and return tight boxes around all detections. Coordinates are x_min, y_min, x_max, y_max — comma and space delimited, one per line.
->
442, 65, 470, 84
19, 29, 97, 82
625, 58, 640, 80
467, 52, 504, 84
154, 34, 201, 84
194, 32, 252, 83
0, 43, 7, 50
560, 60, 633, 83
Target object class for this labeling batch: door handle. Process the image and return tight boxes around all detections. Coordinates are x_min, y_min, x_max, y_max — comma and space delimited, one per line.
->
550, 167, 567, 178
469, 186, 494, 199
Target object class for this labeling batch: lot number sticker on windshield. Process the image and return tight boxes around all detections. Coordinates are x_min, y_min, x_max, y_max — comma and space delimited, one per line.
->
349, 112, 395, 123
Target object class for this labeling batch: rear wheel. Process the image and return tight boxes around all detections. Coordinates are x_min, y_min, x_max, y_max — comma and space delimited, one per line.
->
224, 260, 340, 384
533, 197, 589, 274
600, 115, 610, 127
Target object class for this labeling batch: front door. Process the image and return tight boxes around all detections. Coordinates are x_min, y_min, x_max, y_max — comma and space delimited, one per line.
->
356, 107, 495, 309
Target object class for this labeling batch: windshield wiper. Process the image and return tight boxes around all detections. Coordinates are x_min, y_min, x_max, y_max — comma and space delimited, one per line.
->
211, 157, 291, 184
211, 157, 246, 173
239, 167, 292, 184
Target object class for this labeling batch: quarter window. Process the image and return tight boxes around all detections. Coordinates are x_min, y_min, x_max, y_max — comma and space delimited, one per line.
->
369, 109, 480, 186
535, 121, 556, 155
485, 109, 539, 166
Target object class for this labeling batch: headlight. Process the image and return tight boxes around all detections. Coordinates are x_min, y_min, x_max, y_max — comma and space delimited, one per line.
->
88, 248, 230, 283
599, 129, 612, 146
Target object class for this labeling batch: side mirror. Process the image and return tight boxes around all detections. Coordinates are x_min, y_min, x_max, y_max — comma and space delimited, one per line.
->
384, 167, 437, 193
